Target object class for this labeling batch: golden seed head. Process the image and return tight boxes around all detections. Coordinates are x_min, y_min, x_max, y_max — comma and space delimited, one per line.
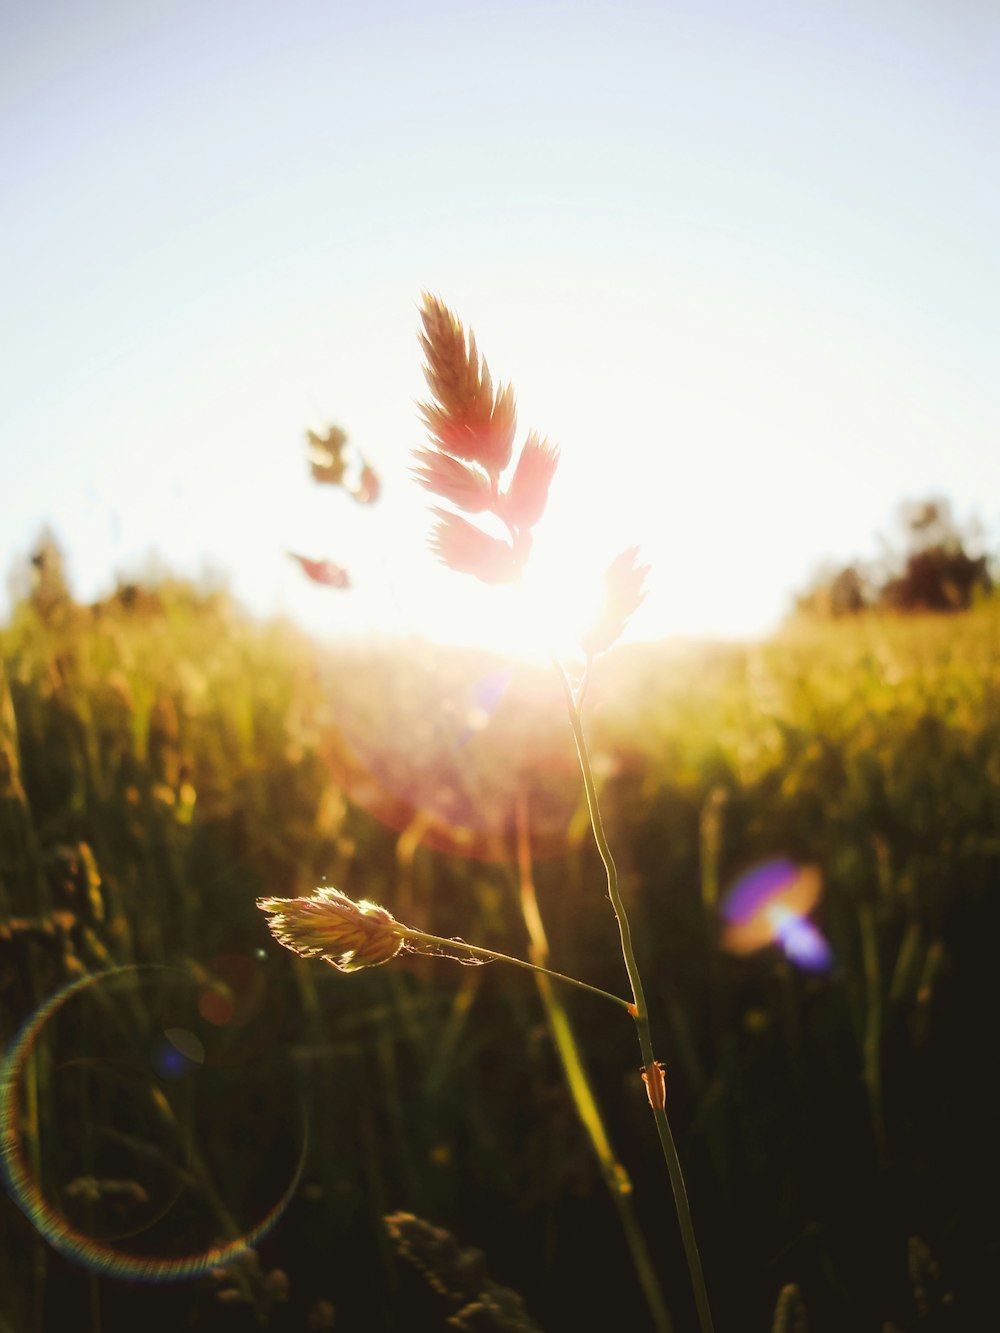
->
257, 887, 405, 972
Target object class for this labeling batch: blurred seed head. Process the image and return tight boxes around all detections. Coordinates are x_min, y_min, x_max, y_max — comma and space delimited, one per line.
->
581, 546, 651, 657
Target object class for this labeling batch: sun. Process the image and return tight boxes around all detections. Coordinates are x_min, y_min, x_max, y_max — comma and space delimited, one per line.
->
391, 506, 642, 668
400, 564, 586, 666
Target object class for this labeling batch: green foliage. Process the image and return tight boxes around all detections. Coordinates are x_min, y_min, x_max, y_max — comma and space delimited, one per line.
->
2, 581, 998, 1330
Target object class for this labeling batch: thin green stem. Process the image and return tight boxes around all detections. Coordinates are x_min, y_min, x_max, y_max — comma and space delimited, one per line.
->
553, 660, 647, 1012
515, 795, 674, 1333
554, 657, 716, 1333
397, 927, 633, 1013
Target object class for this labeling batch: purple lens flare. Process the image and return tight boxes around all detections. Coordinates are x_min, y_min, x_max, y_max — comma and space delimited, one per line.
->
720, 859, 833, 972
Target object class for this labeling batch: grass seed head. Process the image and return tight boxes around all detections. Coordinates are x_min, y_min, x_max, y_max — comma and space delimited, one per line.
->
429, 509, 532, 584
497, 432, 560, 533
418, 293, 516, 483
257, 887, 405, 972
415, 295, 559, 585
412, 448, 495, 514
581, 546, 651, 656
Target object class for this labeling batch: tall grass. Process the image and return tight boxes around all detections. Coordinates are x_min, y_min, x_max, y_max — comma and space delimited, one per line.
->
2, 572, 998, 1329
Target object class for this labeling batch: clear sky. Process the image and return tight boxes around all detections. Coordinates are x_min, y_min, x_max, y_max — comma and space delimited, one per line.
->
2, 0, 997, 655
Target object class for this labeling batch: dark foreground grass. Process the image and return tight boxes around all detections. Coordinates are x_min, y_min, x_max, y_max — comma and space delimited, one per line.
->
2, 583, 998, 1331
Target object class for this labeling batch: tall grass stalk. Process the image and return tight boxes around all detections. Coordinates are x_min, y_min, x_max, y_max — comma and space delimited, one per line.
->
411, 291, 716, 1330
514, 795, 675, 1333
555, 658, 716, 1333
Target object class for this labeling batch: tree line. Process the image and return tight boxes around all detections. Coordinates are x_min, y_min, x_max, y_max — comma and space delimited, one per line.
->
795, 498, 994, 617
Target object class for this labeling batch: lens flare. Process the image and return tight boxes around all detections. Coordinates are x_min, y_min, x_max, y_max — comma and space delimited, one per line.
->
320, 650, 578, 861
770, 909, 833, 972
720, 860, 832, 972
0, 966, 306, 1281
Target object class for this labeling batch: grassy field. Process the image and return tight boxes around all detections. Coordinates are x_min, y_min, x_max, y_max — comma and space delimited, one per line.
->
2, 581, 998, 1331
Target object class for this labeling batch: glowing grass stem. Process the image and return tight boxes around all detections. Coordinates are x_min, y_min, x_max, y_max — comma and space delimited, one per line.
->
395, 926, 633, 1013
554, 657, 716, 1333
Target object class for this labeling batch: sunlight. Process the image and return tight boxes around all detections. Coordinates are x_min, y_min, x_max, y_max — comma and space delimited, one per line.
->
510, 535, 624, 663
387, 520, 626, 666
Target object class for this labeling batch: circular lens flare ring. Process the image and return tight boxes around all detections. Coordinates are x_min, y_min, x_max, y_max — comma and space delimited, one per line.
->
0, 966, 306, 1281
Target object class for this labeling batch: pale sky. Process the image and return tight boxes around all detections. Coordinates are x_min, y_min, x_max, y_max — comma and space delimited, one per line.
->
2, 0, 997, 655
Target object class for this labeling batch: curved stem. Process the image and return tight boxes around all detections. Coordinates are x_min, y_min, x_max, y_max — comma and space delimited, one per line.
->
553, 657, 716, 1333
553, 659, 648, 1018
397, 927, 633, 1013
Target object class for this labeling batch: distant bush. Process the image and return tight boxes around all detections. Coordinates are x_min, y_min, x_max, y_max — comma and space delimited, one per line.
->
880, 541, 991, 611
796, 497, 993, 617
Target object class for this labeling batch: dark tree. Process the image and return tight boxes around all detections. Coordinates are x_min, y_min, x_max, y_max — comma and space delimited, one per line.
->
793, 497, 993, 619
879, 498, 992, 612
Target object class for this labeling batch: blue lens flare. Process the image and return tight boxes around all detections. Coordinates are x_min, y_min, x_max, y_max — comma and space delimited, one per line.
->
772, 909, 834, 972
